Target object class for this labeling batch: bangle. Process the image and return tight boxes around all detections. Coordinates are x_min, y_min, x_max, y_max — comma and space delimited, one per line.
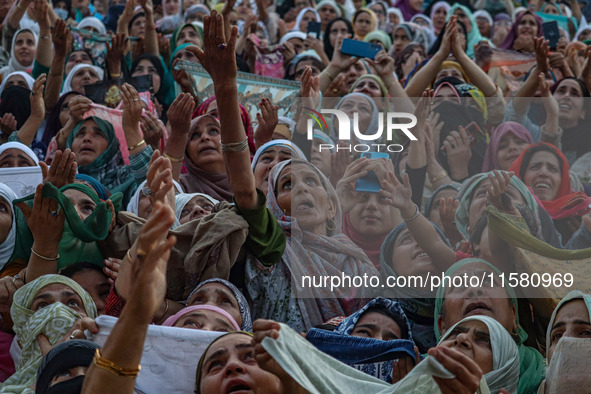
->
221, 138, 248, 152
128, 139, 146, 151
93, 349, 141, 378
40, 35, 51, 40
163, 152, 184, 163
31, 247, 59, 261
156, 299, 169, 322
111, 73, 121, 78
402, 203, 420, 222
430, 170, 448, 184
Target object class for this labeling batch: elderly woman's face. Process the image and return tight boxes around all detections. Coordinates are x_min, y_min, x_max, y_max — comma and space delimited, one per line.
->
178, 195, 215, 224
70, 67, 101, 95
70, 119, 109, 167
200, 334, 282, 394
63, 188, 97, 221
439, 320, 494, 374
353, 77, 382, 98
254, 146, 294, 192
439, 262, 516, 337
5, 74, 29, 89
0, 148, 35, 167
276, 163, 336, 235
65, 51, 93, 75
173, 309, 236, 331
338, 94, 373, 132
30, 283, 88, 317
350, 311, 403, 341
468, 179, 526, 233
177, 26, 202, 48
349, 192, 395, 237
523, 151, 562, 201
0, 197, 12, 245
186, 117, 223, 169
548, 299, 591, 363
188, 282, 243, 327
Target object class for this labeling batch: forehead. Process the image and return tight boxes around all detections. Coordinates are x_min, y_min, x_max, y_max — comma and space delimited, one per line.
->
36, 282, 76, 296
188, 195, 214, 206
195, 282, 234, 296
556, 299, 590, 321
63, 188, 96, 201
530, 150, 560, 165
556, 79, 583, 92
7, 74, 27, 83
206, 333, 252, 356
450, 319, 489, 333
330, 21, 347, 30
74, 67, 95, 76
16, 31, 34, 40
0, 148, 31, 158
451, 261, 495, 276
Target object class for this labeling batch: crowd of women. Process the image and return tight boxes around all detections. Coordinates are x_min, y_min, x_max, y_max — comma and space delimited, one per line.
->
0, 0, 589, 392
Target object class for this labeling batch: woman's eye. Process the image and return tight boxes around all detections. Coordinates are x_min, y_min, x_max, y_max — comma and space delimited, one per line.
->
204, 204, 214, 211
68, 299, 80, 307
207, 360, 223, 372
282, 181, 292, 190
181, 209, 190, 217
190, 133, 200, 140
552, 332, 563, 342
209, 129, 220, 136
37, 302, 48, 309
305, 177, 317, 185
58, 370, 72, 377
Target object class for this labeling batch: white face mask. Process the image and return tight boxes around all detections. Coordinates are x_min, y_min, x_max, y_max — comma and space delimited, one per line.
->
55, 8, 69, 20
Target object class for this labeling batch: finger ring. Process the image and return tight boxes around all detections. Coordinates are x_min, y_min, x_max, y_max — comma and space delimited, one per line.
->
136, 248, 147, 260
141, 186, 153, 196
332, 89, 338, 94
12, 274, 20, 284
133, 98, 139, 102
218, 43, 227, 50
70, 329, 83, 340
51, 211, 57, 216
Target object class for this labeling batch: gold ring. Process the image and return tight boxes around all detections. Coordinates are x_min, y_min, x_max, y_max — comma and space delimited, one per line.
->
70, 329, 83, 340
136, 248, 147, 260
332, 89, 338, 93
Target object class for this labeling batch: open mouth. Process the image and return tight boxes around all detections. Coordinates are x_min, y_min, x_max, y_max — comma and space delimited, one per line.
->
411, 249, 429, 260
463, 302, 492, 316
559, 103, 572, 111
199, 146, 217, 153
534, 182, 551, 190
227, 383, 251, 393
296, 201, 314, 211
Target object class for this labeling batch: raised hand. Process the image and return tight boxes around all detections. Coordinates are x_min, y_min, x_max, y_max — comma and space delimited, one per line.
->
367, 50, 395, 79
0, 275, 24, 313
486, 170, 518, 214
442, 127, 471, 181
534, 37, 549, 74
103, 257, 121, 285
0, 113, 17, 135
330, 34, 358, 71
379, 170, 414, 216
52, 19, 71, 58
121, 83, 143, 134
140, 112, 164, 149
30, 73, 46, 120
106, 34, 126, 76
40, 149, 77, 188
167, 93, 195, 136
37, 317, 100, 355
68, 96, 93, 125
335, 158, 369, 213
254, 98, 279, 150
145, 150, 175, 209
429, 347, 483, 394
300, 65, 321, 109
32, 0, 50, 29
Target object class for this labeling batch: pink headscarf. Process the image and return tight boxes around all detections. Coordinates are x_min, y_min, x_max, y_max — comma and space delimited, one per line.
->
482, 121, 533, 171
162, 305, 241, 330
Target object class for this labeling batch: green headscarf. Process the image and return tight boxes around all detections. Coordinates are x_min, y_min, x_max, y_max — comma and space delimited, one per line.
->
546, 290, 591, 361
170, 23, 203, 54
65, 116, 132, 192
1, 274, 96, 392
11, 183, 121, 270
363, 30, 392, 51
455, 171, 539, 238
434, 258, 545, 394
447, 4, 490, 58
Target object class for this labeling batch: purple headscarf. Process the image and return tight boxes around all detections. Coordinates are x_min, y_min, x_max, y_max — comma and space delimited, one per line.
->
394, 0, 422, 22
482, 121, 534, 171
500, 10, 543, 50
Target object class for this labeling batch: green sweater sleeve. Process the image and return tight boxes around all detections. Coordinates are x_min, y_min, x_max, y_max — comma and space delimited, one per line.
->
32, 61, 50, 80
236, 189, 286, 267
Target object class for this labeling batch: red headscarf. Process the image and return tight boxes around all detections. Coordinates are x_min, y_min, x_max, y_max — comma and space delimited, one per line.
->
509, 142, 591, 219
192, 96, 256, 156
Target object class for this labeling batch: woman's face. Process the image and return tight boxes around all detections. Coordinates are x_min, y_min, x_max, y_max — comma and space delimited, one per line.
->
299, 10, 317, 32
517, 13, 538, 39
71, 269, 110, 316
132, 59, 162, 94
496, 132, 529, 170
200, 334, 282, 394
14, 31, 35, 66
578, 29, 591, 42
177, 26, 202, 48
130, 15, 147, 37
70, 67, 100, 94
438, 320, 494, 374
165, 0, 179, 15
354, 11, 372, 37
254, 146, 294, 192
548, 299, 591, 363
391, 228, 437, 280
352, 0, 362, 10
236, 0, 253, 21
186, 117, 223, 170
432, 7, 447, 30
409, 0, 423, 11
178, 195, 215, 224
427, 188, 458, 229
523, 150, 562, 201
276, 163, 336, 235
50, 366, 88, 387
553, 79, 586, 127
353, 77, 382, 98
58, 94, 78, 128
70, 119, 109, 167
369, 4, 385, 23
434, 85, 459, 106
476, 16, 491, 37
453, 8, 472, 33
543, 3, 559, 15
5, 74, 28, 89
468, 179, 526, 233
0, 197, 12, 245
318, 5, 338, 25
393, 27, 410, 54
294, 59, 320, 82
188, 282, 242, 326
338, 95, 373, 133
63, 188, 97, 221
172, 47, 199, 63
349, 192, 395, 236
0, 148, 36, 167
329, 20, 349, 47
413, 16, 430, 28
311, 138, 331, 176
173, 309, 236, 331
388, 12, 400, 25
436, 67, 465, 82
31, 283, 87, 317
439, 262, 516, 337
350, 311, 402, 341
65, 51, 93, 75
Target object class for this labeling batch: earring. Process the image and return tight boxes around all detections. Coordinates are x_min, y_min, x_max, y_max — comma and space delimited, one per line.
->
326, 218, 336, 232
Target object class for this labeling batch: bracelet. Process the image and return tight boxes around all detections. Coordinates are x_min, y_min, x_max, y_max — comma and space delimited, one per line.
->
128, 139, 146, 151
126, 249, 133, 262
31, 247, 59, 261
93, 349, 141, 378
402, 203, 420, 222
156, 299, 169, 322
40, 35, 51, 40
163, 152, 184, 163
221, 138, 248, 152
111, 73, 121, 78
430, 170, 448, 184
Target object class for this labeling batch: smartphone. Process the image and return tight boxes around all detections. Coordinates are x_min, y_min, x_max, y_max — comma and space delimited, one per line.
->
355, 152, 390, 193
307, 21, 321, 39
543, 21, 560, 50
463, 122, 485, 149
340, 38, 382, 60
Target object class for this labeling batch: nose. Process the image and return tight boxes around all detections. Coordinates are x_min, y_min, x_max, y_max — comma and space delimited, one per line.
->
365, 194, 379, 209
467, 287, 484, 297
191, 205, 206, 219
224, 358, 245, 376
454, 333, 473, 348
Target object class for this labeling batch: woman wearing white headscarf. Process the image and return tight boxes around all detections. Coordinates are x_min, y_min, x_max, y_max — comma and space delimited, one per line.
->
255, 315, 520, 393
0, 29, 37, 78
77, 16, 107, 35
387, 7, 405, 26
0, 71, 35, 94
0, 141, 40, 167
174, 192, 219, 224
60, 63, 104, 95
294, 7, 321, 32
0, 183, 17, 271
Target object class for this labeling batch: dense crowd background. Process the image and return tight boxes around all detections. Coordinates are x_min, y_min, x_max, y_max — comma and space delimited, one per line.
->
0, 0, 589, 392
